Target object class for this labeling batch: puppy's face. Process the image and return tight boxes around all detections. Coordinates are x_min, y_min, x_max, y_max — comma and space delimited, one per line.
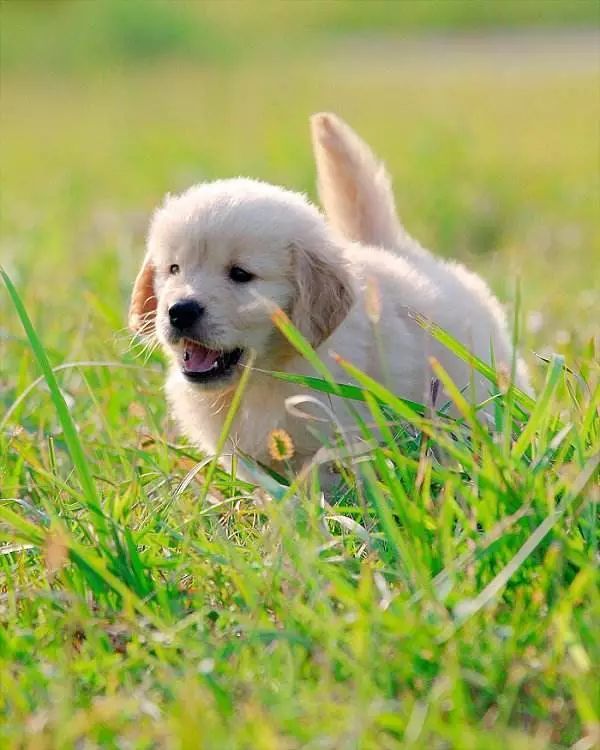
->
129, 179, 354, 390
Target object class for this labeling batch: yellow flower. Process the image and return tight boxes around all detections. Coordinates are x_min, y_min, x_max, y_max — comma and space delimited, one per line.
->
268, 429, 295, 462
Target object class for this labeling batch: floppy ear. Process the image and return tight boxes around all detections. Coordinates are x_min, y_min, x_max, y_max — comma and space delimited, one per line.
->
128, 255, 157, 335
290, 241, 355, 348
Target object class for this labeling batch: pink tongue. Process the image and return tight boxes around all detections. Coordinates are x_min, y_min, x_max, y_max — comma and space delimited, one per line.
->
183, 341, 220, 373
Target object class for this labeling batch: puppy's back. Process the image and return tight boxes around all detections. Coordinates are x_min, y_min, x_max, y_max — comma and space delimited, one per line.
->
312, 113, 531, 395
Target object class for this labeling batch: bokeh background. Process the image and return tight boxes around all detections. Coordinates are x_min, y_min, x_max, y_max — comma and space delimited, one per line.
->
1, 0, 599, 378
1, 4, 599, 746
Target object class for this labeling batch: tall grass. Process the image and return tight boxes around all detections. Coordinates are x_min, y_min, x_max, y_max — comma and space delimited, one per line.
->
1, 5, 598, 746
1, 265, 598, 747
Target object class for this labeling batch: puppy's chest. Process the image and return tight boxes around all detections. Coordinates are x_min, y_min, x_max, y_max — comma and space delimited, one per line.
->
168, 373, 320, 463
229, 386, 321, 461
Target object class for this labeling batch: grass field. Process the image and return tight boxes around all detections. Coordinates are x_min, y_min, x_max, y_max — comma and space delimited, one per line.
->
1, 2, 599, 748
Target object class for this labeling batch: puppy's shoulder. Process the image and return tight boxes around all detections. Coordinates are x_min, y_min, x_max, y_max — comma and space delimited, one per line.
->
344, 241, 436, 296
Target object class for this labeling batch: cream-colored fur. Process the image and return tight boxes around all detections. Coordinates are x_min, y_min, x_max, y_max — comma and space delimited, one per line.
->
129, 113, 529, 478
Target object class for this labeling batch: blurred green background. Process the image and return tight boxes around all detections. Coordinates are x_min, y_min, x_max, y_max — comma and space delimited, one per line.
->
1, 0, 599, 372
2, 5, 599, 746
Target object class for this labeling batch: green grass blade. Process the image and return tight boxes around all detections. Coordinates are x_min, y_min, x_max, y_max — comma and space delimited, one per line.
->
0, 503, 46, 546
271, 308, 341, 391
410, 309, 535, 412
0, 503, 164, 627
1, 269, 105, 530
429, 356, 499, 455
448, 452, 600, 637
512, 354, 564, 461
270, 307, 380, 447
199, 351, 256, 503
269, 369, 426, 415
330, 353, 426, 427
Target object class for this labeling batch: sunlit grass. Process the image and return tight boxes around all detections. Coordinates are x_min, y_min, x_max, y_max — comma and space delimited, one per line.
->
1, 10, 599, 747
1, 261, 598, 747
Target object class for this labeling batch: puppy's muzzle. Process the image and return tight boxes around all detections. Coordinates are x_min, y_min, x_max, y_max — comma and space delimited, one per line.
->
168, 299, 204, 333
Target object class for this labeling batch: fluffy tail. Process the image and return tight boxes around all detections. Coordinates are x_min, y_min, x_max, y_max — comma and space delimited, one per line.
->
310, 112, 406, 249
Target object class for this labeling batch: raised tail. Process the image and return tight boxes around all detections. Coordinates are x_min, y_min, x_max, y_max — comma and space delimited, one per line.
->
310, 112, 406, 249
310, 112, 400, 248
310, 112, 433, 265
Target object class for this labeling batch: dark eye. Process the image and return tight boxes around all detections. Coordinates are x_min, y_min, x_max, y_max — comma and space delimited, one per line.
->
169, 263, 180, 275
229, 265, 255, 283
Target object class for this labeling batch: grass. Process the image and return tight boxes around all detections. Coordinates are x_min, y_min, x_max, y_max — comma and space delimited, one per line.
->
1, 3, 599, 748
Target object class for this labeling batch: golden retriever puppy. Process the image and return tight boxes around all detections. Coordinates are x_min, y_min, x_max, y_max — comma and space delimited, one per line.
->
129, 113, 529, 478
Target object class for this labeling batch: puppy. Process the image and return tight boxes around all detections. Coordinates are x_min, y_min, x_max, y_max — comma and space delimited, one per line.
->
129, 113, 529, 479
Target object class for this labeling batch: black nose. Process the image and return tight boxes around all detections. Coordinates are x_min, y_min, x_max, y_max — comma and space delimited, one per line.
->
168, 300, 204, 331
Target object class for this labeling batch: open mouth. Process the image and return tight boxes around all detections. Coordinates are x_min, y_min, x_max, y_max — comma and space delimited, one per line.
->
181, 339, 243, 383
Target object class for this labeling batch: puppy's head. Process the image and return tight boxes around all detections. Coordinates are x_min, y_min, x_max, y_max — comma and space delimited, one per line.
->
129, 178, 354, 389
